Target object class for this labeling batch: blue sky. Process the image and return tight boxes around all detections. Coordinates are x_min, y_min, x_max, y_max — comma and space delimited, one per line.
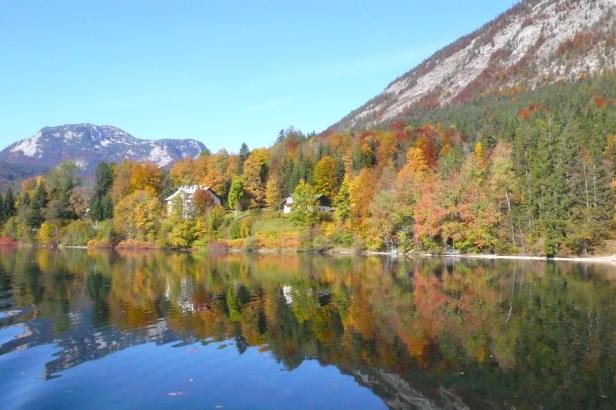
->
0, 0, 516, 152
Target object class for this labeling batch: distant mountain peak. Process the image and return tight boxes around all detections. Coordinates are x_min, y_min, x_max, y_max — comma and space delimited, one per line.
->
1, 124, 207, 176
331, 0, 616, 131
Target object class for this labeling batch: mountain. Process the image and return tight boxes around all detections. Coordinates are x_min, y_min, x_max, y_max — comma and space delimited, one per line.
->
331, 0, 616, 131
0, 124, 206, 179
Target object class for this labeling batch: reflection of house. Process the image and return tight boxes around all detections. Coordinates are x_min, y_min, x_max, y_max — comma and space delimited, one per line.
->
281, 194, 334, 214
165, 185, 221, 217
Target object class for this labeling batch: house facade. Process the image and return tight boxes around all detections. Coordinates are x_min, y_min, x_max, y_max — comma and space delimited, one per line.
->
165, 185, 221, 217
281, 196, 294, 214
281, 194, 334, 214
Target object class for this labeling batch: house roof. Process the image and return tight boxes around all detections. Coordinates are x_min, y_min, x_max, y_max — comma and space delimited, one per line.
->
165, 185, 216, 202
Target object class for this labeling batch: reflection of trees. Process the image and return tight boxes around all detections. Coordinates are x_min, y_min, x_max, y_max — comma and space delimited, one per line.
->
2, 250, 616, 408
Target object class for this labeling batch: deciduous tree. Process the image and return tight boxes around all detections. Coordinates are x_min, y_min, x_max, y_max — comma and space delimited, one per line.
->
265, 176, 283, 210
113, 190, 162, 240
313, 155, 338, 199
242, 148, 269, 208
228, 176, 245, 214
291, 180, 318, 226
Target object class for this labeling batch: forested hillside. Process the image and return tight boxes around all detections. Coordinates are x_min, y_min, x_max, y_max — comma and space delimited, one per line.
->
0, 74, 614, 256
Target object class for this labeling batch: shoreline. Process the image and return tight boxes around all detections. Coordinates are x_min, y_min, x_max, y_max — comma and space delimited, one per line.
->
2, 242, 615, 264
422, 253, 616, 265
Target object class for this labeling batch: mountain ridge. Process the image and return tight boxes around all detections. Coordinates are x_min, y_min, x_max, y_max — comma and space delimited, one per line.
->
0, 124, 206, 183
330, 0, 616, 132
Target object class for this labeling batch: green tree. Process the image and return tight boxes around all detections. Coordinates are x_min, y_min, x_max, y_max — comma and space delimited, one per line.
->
90, 162, 114, 221
228, 176, 245, 214
238, 143, 250, 173
3, 188, 16, 219
45, 161, 81, 220
334, 176, 351, 223
26, 183, 48, 228
291, 180, 318, 226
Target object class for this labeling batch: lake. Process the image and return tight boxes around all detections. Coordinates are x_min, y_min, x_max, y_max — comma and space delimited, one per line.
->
1, 249, 616, 409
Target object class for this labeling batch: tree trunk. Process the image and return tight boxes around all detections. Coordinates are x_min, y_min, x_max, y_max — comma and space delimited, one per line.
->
505, 190, 516, 247
583, 162, 590, 210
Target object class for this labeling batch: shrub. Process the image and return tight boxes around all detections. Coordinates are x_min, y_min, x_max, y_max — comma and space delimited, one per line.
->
229, 220, 242, 239
37, 222, 59, 247
87, 220, 117, 248
330, 225, 353, 247
240, 219, 253, 237
352, 237, 365, 254
208, 205, 226, 231
2, 216, 34, 244
208, 241, 230, 254
243, 236, 258, 252
299, 229, 314, 251
0, 237, 17, 247
312, 235, 332, 253
253, 231, 300, 249
115, 239, 158, 249
60, 220, 95, 246
166, 220, 196, 249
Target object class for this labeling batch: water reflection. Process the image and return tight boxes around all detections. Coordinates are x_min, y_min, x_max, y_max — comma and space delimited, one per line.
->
1, 249, 616, 409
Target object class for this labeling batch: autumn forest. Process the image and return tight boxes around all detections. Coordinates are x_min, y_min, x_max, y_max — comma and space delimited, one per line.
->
0, 74, 615, 257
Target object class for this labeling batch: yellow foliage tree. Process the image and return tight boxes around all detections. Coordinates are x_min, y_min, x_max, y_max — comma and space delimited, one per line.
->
474, 142, 487, 170
129, 162, 164, 195
110, 161, 134, 202
396, 146, 430, 204
313, 155, 338, 199
265, 176, 283, 210
113, 190, 162, 241
403, 147, 429, 175
242, 148, 269, 208
349, 168, 376, 221
169, 158, 196, 186
37, 222, 57, 246
197, 150, 237, 198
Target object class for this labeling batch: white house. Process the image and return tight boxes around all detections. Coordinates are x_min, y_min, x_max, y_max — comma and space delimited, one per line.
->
281, 194, 334, 214
165, 185, 221, 217
281, 196, 294, 214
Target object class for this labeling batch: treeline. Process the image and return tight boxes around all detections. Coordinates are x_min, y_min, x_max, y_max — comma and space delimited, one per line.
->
0, 75, 615, 255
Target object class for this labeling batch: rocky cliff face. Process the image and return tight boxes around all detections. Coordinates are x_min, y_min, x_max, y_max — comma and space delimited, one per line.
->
331, 0, 616, 131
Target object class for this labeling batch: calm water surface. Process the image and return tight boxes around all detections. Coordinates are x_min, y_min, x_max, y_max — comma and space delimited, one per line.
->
1, 249, 616, 409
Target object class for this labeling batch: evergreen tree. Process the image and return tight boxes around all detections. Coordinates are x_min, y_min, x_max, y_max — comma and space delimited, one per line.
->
238, 143, 250, 173
26, 183, 47, 228
90, 162, 114, 221
4, 187, 16, 218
